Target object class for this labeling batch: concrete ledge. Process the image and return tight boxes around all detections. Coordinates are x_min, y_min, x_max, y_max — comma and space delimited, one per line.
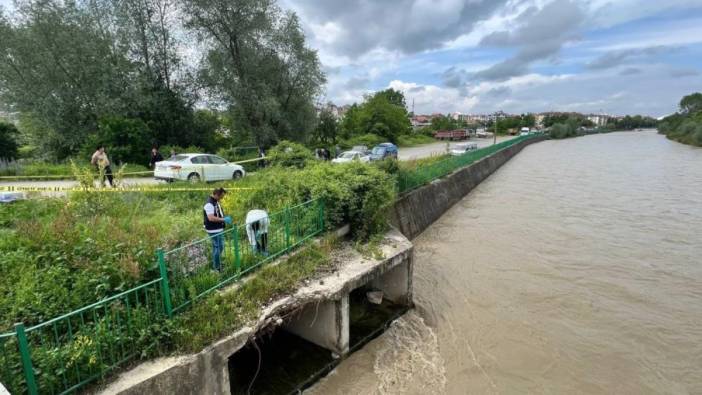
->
390, 136, 546, 239
98, 229, 412, 395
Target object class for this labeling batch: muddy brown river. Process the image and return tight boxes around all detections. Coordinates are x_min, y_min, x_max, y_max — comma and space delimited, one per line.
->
308, 131, 702, 394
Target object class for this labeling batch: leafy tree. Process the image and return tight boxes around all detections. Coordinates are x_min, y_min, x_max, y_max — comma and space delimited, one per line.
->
184, 0, 325, 147
0, 2, 133, 158
361, 94, 411, 142
374, 88, 407, 109
338, 91, 411, 143
430, 115, 463, 131
659, 92, 702, 147
0, 121, 19, 160
339, 104, 364, 139
314, 109, 338, 144
90, 116, 153, 165
0, 0, 195, 159
680, 92, 702, 115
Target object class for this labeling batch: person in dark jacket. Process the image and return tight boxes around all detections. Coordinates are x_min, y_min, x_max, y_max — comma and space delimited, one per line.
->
149, 147, 164, 169
203, 188, 232, 272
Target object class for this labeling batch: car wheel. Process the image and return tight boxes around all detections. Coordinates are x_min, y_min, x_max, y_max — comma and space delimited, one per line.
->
187, 173, 200, 183
233, 171, 243, 180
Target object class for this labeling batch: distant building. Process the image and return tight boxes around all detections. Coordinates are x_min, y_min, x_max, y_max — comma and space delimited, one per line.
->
586, 114, 610, 127
319, 103, 352, 120
411, 115, 433, 129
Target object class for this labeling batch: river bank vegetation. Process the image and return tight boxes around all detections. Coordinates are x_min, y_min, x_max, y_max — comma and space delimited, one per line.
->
659, 93, 702, 147
0, 156, 395, 392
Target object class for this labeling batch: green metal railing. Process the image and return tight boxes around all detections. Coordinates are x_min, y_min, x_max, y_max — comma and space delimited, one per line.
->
0, 199, 324, 395
398, 134, 540, 193
164, 199, 324, 313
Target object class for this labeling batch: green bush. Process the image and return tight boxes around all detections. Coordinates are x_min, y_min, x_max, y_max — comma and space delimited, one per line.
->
266, 140, 314, 168
549, 122, 578, 139
340, 133, 385, 149
222, 161, 396, 239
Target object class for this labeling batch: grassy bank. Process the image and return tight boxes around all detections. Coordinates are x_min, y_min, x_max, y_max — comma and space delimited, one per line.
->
396, 134, 437, 147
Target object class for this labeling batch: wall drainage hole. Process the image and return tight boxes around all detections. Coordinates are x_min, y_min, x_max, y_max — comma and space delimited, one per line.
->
228, 329, 335, 395
349, 286, 408, 350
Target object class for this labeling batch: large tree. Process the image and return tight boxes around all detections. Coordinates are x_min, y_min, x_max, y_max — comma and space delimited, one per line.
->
0, 0, 196, 159
184, 0, 325, 147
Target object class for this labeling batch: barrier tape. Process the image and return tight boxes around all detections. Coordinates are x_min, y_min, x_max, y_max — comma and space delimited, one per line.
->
0, 170, 155, 180
0, 186, 256, 193
0, 158, 265, 180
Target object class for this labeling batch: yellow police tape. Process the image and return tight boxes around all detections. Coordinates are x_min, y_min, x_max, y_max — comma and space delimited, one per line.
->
0, 170, 155, 180
0, 185, 256, 193
0, 157, 264, 180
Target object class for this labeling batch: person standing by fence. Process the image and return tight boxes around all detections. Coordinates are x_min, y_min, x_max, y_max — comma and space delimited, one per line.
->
203, 187, 232, 272
246, 209, 270, 256
91, 145, 113, 186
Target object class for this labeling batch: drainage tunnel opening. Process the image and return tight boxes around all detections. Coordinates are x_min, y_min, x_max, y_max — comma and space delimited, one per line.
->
228, 329, 335, 395
349, 285, 409, 351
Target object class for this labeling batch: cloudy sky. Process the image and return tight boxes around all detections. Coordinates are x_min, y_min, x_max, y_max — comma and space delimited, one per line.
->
2, 0, 701, 116
279, 0, 702, 117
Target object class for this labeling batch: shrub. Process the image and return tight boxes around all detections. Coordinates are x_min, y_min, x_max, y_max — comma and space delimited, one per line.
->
221, 162, 396, 239
340, 133, 385, 149
549, 123, 578, 139
266, 140, 314, 168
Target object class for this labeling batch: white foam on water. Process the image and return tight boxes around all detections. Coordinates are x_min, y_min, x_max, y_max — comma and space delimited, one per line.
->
373, 312, 447, 395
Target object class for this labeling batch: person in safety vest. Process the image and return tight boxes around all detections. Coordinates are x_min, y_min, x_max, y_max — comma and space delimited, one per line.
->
203, 187, 232, 272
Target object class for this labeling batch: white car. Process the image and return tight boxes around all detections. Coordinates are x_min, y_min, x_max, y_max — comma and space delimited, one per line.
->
331, 151, 371, 164
476, 130, 490, 138
450, 143, 478, 156
155, 154, 246, 183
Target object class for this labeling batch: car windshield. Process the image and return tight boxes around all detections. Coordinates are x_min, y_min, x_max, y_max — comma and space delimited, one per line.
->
340, 152, 357, 159
372, 147, 386, 155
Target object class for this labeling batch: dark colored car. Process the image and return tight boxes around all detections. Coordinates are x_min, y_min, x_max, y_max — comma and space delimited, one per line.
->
370, 143, 398, 161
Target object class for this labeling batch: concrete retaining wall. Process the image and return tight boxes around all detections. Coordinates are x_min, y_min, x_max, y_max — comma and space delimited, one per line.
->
390, 136, 546, 240
99, 230, 412, 395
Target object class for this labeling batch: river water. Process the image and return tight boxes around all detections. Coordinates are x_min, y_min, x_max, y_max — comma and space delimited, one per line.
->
308, 131, 702, 394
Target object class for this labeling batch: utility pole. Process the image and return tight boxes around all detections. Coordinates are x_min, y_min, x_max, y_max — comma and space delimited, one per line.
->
493, 110, 501, 145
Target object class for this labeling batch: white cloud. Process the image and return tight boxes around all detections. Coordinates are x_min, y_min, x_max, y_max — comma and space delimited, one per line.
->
388, 80, 480, 114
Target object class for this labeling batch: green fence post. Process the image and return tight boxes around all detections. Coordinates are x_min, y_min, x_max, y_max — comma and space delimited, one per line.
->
232, 226, 241, 274
284, 207, 291, 249
319, 199, 325, 231
15, 323, 38, 395
157, 249, 173, 318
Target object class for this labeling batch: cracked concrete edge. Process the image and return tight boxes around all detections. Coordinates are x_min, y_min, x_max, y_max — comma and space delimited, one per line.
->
97, 228, 412, 395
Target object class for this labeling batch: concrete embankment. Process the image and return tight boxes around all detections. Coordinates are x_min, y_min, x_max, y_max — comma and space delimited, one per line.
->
99, 230, 413, 395
390, 136, 546, 239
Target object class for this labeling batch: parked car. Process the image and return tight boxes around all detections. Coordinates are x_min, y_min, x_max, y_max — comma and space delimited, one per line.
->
520, 127, 531, 136
154, 153, 246, 182
476, 129, 490, 138
331, 150, 371, 164
351, 145, 370, 155
450, 143, 478, 156
370, 143, 399, 161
